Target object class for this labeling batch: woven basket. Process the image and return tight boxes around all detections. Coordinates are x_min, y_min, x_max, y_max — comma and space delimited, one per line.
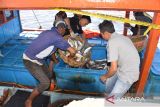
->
129, 35, 147, 52
58, 35, 90, 67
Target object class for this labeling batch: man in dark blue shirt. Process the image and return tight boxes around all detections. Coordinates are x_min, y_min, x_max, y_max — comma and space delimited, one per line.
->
63, 14, 91, 39
23, 21, 76, 107
125, 12, 152, 36
69, 15, 91, 37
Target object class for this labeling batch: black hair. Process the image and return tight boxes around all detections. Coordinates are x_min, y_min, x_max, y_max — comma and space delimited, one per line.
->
133, 12, 144, 17
56, 11, 67, 19
81, 15, 91, 23
99, 20, 115, 33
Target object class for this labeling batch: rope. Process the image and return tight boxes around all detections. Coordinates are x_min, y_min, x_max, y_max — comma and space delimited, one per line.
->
143, 26, 152, 36
32, 10, 42, 29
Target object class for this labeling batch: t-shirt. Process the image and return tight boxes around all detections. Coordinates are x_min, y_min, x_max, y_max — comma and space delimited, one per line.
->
107, 32, 140, 84
23, 27, 70, 65
69, 16, 83, 35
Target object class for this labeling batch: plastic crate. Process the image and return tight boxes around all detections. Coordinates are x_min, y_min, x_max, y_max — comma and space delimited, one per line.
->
144, 71, 160, 97
54, 46, 107, 93
54, 61, 106, 93
91, 46, 107, 60
87, 37, 107, 46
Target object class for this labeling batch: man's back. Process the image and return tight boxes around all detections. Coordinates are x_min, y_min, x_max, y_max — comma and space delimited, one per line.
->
69, 17, 83, 34
107, 33, 140, 84
24, 27, 70, 63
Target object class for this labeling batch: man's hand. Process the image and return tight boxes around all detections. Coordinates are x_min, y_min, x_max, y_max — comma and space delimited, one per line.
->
100, 61, 117, 84
100, 75, 107, 84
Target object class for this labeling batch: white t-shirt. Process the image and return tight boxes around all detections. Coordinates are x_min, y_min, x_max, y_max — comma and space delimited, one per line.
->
107, 32, 140, 84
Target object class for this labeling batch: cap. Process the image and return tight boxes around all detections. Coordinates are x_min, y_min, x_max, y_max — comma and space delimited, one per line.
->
55, 20, 67, 29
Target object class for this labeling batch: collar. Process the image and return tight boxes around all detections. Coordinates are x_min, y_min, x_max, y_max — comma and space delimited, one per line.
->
109, 32, 119, 40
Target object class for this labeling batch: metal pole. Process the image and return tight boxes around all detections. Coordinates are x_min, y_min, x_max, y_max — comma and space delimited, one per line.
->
123, 11, 130, 36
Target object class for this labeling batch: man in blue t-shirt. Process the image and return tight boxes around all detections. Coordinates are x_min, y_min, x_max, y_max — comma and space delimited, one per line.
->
23, 21, 76, 107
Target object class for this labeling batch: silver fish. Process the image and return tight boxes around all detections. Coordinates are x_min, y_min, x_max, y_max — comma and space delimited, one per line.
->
66, 52, 70, 57
77, 41, 83, 50
83, 47, 92, 56
75, 53, 83, 62
85, 59, 108, 70
68, 38, 74, 47
74, 41, 78, 49
75, 53, 83, 58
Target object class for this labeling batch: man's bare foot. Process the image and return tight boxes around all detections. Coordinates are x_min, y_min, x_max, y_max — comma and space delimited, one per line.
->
25, 99, 32, 107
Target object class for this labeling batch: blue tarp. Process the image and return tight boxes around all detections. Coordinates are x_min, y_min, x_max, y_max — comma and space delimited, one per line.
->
140, 38, 160, 75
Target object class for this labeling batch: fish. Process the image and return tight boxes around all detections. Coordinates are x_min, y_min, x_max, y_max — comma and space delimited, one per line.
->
76, 57, 82, 62
70, 32, 77, 38
62, 36, 92, 65
74, 41, 78, 49
104, 65, 108, 70
77, 41, 83, 50
75, 53, 83, 58
66, 52, 70, 57
83, 47, 92, 56
84, 59, 108, 70
68, 38, 74, 47
75, 53, 83, 62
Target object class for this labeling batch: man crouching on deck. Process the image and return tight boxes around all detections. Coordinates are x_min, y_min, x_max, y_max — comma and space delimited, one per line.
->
23, 21, 76, 107
99, 20, 140, 99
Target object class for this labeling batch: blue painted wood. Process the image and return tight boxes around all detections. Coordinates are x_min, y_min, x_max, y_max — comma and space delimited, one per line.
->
0, 37, 38, 87
0, 27, 4, 45
0, 10, 22, 45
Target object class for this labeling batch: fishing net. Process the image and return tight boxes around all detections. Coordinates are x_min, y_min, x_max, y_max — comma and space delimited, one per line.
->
58, 35, 91, 67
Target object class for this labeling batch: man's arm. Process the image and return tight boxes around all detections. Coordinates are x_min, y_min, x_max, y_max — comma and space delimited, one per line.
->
100, 61, 118, 83
67, 47, 76, 57
50, 53, 58, 63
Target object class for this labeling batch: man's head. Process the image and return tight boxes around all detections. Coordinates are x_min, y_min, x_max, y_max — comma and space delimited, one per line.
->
99, 20, 115, 40
55, 21, 67, 36
133, 12, 144, 20
56, 11, 67, 19
79, 15, 91, 27
133, 12, 144, 17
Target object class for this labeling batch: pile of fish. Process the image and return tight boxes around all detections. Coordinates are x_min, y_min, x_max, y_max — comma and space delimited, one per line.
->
61, 36, 108, 70
84, 59, 108, 70
62, 37, 92, 62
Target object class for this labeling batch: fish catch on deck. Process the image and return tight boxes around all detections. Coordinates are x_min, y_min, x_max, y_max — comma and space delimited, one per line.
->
85, 59, 108, 70
59, 35, 109, 69
67, 37, 92, 61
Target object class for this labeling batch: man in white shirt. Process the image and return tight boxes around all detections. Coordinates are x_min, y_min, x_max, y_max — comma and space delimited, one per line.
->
99, 20, 140, 99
